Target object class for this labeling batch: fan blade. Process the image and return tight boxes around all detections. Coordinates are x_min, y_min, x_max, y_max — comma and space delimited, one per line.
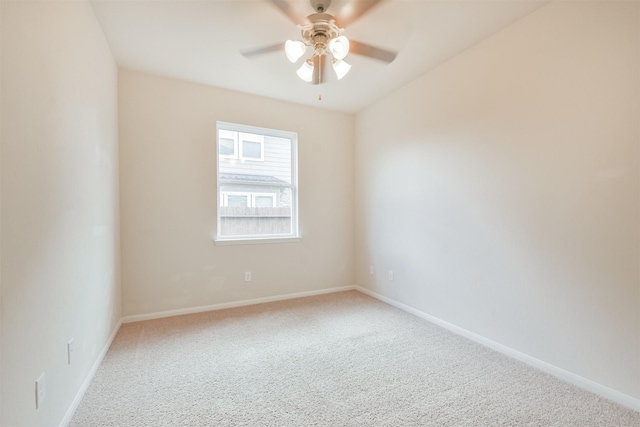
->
241, 42, 284, 59
335, 0, 385, 28
267, 0, 305, 25
349, 40, 397, 63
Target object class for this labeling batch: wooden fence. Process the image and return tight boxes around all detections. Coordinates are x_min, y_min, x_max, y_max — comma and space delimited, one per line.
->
219, 207, 292, 236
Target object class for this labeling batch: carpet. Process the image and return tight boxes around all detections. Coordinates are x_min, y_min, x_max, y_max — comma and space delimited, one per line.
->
69, 291, 640, 426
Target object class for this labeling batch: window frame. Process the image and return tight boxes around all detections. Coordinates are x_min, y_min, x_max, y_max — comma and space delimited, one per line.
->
215, 121, 300, 244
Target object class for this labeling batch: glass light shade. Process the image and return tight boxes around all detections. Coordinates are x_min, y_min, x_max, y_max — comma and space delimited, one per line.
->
285, 40, 307, 63
328, 36, 350, 60
296, 60, 314, 82
332, 59, 351, 80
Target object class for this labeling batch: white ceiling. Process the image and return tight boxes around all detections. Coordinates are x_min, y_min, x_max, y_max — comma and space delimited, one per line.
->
91, 0, 548, 113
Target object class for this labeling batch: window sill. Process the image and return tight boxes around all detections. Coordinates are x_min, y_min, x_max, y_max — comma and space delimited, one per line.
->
214, 236, 302, 246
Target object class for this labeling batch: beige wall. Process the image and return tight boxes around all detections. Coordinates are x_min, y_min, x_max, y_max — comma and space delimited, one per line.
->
118, 70, 354, 317
355, 0, 640, 399
0, 1, 121, 426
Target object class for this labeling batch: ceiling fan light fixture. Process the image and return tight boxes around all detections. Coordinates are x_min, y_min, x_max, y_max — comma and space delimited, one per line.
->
333, 59, 351, 80
285, 40, 307, 63
328, 35, 350, 60
296, 60, 315, 82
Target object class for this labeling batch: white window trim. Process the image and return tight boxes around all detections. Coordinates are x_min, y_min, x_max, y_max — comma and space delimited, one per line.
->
215, 121, 300, 243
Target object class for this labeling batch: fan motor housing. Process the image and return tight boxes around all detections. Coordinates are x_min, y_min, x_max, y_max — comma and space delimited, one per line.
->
301, 12, 340, 52
310, 0, 331, 13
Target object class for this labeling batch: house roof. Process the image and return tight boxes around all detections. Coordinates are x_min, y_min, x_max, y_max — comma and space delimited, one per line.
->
220, 173, 287, 185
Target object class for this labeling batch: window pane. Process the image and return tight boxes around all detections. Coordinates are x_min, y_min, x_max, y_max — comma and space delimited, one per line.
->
227, 195, 248, 207
255, 195, 274, 208
217, 123, 297, 240
218, 186, 292, 237
220, 137, 235, 156
242, 141, 261, 159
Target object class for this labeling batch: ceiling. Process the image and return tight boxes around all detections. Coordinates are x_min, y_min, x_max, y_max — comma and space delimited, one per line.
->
91, 0, 548, 113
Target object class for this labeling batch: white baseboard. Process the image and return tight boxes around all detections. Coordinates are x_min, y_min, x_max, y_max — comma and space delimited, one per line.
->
122, 286, 357, 324
62, 285, 638, 425
59, 318, 123, 427
354, 286, 640, 413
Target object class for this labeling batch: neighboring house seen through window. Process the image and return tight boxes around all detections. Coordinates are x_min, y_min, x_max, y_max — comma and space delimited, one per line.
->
221, 192, 277, 208
216, 122, 298, 242
219, 130, 265, 161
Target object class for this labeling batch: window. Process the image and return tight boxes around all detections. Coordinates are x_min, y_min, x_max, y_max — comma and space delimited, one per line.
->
216, 122, 299, 242
219, 131, 237, 159
240, 133, 264, 161
254, 194, 275, 208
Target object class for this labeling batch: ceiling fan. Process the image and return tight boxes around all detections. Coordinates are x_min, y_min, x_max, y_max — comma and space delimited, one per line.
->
242, 0, 398, 85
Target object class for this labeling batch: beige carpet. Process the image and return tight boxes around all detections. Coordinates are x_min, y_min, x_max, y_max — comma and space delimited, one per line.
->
70, 291, 640, 426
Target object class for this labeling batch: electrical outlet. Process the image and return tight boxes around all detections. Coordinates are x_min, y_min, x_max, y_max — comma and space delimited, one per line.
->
369, 265, 374, 275
244, 271, 252, 282
388, 270, 394, 281
35, 373, 46, 409
67, 339, 75, 365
